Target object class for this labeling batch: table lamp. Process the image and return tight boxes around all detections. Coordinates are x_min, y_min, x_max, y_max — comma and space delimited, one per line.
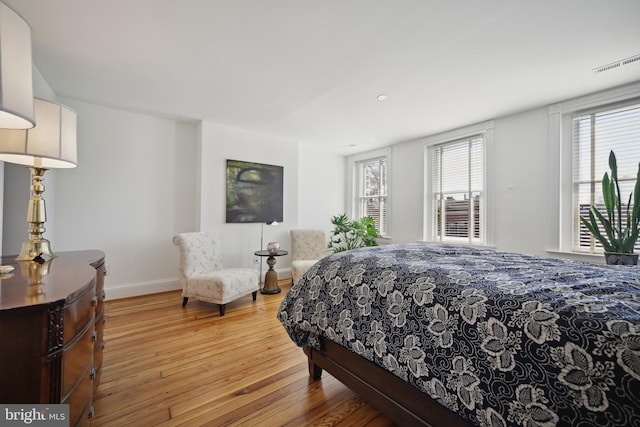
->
0, 98, 77, 260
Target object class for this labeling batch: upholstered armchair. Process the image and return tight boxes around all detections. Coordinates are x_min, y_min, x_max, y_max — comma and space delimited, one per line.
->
290, 229, 327, 285
172, 231, 259, 316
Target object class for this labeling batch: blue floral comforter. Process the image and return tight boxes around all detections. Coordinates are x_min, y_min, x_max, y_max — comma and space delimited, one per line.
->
277, 243, 640, 427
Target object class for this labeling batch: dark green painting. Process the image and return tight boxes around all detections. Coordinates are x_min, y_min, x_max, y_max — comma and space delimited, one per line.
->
226, 159, 284, 223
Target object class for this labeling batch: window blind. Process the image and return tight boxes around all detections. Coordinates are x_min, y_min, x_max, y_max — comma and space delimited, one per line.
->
432, 135, 484, 243
572, 99, 640, 252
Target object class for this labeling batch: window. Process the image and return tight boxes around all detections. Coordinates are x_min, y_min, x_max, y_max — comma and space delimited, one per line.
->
572, 99, 640, 253
432, 136, 484, 244
356, 156, 388, 236
549, 82, 640, 255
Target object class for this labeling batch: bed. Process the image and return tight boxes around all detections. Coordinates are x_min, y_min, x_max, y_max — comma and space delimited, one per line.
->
277, 243, 640, 427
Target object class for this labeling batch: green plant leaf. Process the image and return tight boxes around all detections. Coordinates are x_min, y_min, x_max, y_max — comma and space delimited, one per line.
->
581, 210, 613, 252
328, 213, 381, 253
593, 207, 615, 247
633, 161, 640, 228
609, 150, 618, 181
602, 172, 614, 225
582, 151, 639, 254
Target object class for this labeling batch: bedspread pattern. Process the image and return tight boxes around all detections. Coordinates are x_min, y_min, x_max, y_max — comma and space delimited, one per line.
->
277, 244, 640, 427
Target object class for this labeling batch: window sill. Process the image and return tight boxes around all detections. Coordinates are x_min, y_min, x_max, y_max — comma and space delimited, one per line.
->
416, 240, 496, 250
545, 250, 606, 264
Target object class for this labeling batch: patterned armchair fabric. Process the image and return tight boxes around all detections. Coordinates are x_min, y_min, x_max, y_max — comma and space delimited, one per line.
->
173, 231, 259, 316
290, 229, 327, 284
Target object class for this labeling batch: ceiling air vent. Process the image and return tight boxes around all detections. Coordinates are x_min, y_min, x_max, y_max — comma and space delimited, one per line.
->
621, 55, 640, 66
593, 54, 640, 74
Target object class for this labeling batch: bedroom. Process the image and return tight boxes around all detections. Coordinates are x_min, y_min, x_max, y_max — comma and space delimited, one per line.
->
0, 1, 639, 425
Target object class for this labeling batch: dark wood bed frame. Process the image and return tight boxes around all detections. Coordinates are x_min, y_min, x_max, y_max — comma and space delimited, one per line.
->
305, 337, 473, 427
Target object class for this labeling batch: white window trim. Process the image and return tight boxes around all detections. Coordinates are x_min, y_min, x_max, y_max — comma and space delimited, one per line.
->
346, 147, 392, 238
422, 121, 495, 246
548, 81, 640, 257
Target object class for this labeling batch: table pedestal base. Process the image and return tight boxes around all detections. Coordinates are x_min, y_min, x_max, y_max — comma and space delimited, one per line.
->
261, 256, 281, 294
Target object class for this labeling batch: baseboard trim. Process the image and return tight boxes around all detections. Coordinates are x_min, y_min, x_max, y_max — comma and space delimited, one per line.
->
105, 278, 181, 300
105, 268, 293, 301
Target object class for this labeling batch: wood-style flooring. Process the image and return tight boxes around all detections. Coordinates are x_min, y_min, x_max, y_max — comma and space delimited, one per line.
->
91, 281, 396, 426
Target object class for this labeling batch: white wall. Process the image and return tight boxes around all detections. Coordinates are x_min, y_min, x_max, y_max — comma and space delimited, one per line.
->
2, 91, 346, 299
2, 164, 31, 253
491, 108, 551, 254
383, 107, 557, 256
297, 143, 345, 235
198, 122, 345, 276
199, 121, 298, 272
387, 141, 425, 244
50, 99, 200, 298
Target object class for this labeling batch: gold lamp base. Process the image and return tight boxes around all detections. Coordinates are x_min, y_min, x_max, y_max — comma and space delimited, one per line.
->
20, 256, 53, 303
16, 238, 55, 261
15, 166, 56, 261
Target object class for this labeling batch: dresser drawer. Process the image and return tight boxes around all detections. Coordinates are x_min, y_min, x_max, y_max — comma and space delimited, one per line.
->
64, 284, 96, 344
62, 360, 92, 427
94, 263, 106, 318
93, 316, 105, 356
62, 321, 94, 399
93, 315, 105, 392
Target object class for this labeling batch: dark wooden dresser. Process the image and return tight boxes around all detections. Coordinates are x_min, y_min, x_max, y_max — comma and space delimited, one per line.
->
0, 250, 106, 427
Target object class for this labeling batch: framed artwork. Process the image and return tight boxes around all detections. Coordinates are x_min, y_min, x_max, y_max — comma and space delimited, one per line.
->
226, 159, 284, 223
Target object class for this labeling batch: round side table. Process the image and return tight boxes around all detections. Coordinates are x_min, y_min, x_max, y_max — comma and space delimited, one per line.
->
254, 249, 288, 294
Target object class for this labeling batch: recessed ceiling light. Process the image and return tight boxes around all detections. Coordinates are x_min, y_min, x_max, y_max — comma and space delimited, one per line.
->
376, 94, 389, 101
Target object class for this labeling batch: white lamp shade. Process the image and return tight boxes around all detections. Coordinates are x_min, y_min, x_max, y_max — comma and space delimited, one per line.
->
0, 1, 34, 129
0, 98, 77, 168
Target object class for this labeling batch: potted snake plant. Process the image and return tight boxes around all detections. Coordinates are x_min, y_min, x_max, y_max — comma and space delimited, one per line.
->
580, 150, 640, 265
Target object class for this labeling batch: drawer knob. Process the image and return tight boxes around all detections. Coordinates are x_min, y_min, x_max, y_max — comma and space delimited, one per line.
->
90, 368, 97, 380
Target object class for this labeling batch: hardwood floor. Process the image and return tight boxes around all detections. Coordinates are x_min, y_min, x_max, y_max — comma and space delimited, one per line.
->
92, 281, 396, 426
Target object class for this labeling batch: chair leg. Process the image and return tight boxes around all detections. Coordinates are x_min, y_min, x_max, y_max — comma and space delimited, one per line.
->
252, 291, 257, 301
219, 304, 226, 316
182, 297, 189, 307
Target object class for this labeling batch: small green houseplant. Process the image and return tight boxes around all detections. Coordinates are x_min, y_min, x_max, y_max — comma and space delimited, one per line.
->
328, 213, 381, 253
580, 150, 640, 265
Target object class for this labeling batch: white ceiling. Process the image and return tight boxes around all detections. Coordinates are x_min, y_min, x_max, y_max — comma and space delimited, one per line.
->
7, 0, 640, 154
